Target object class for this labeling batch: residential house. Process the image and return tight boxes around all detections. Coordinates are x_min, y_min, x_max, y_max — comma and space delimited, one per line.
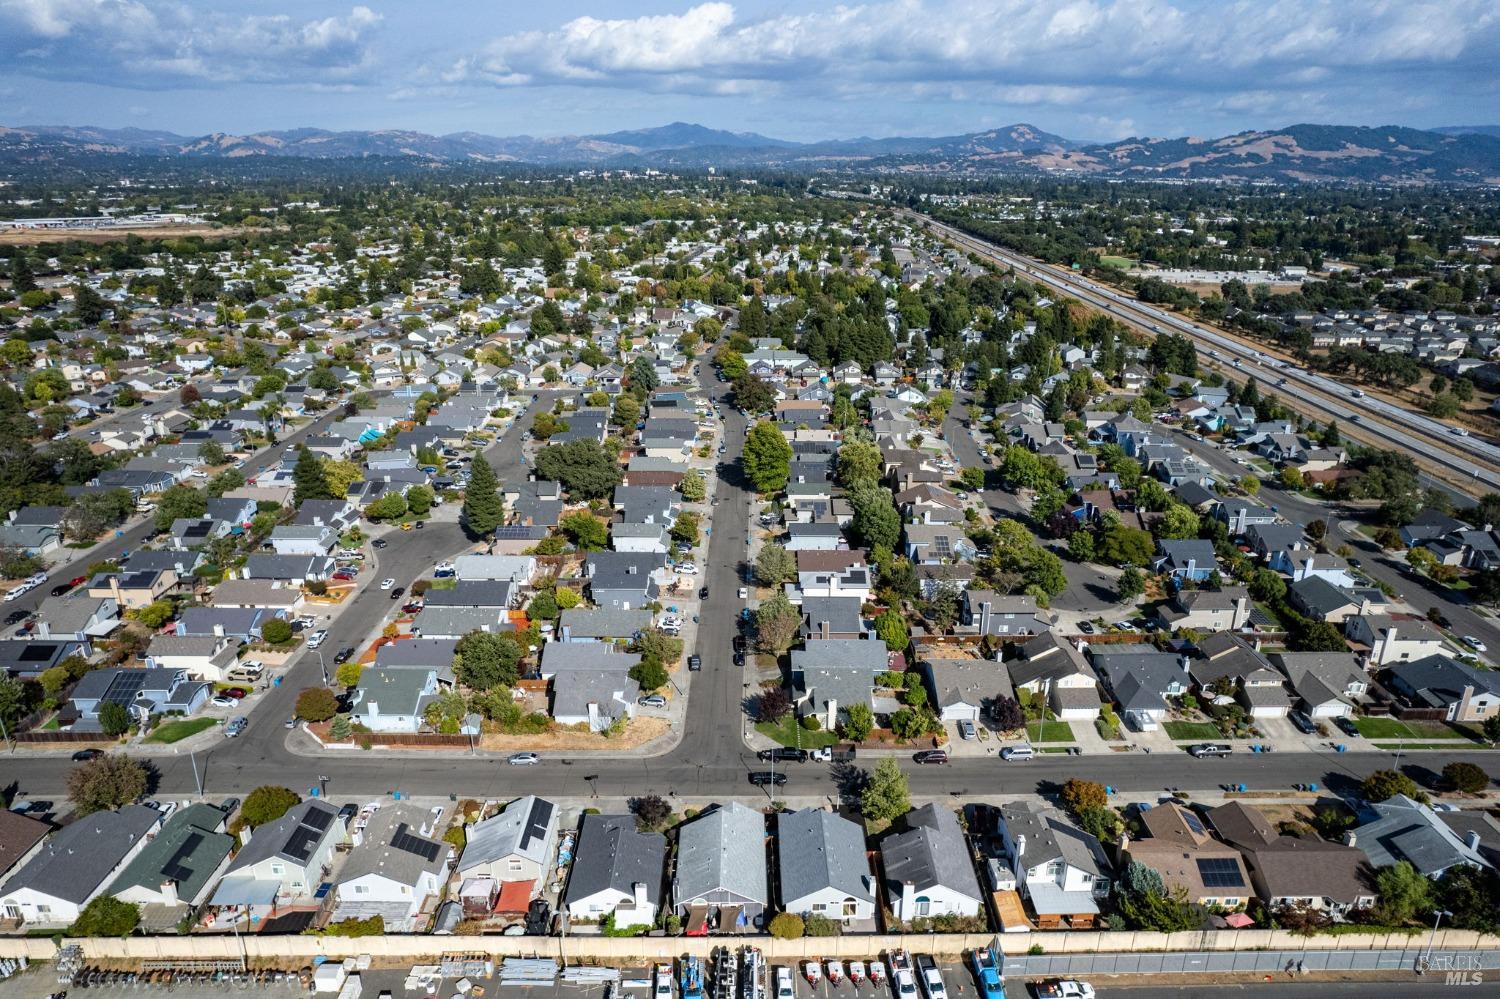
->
0, 810, 50, 890
1153, 540, 1219, 583
1270, 652, 1367, 719
919, 657, 1011, 725
1006, 633, 1101, 721
563, 813, 666, 930
457, 796, 558, 910
209, 800, 347, 918
145, 634, 242, 684
584, 552, 666, 610
32, 595, 119, 642
86, 569, 178, 609
800, 597, 869, 641
1191, 632, 1292, 718
1287, 576, 1366, 624
792, 639, 893, 730
672, 802, 768, 934
882, 804, 984, 923
961, 590, 1051, 638
1351, 795, 1491, 879
1345, 614, 1445, 667
997, 800, 1113, 929
777, 808, 877, 928
349, 668, 440, 733
1121, 802, 1251, 908
0, 506, 64, 555
108, 803, 234, 913
1089, 645, 1189, 732
1155, 587, 1252, 632
68, 667, 211, 731
0, 805, 161, 926
1207, 802, 1374, 916
558, 608, 653, 644
332, 803, 451, 932
1381, 655, 1500, 724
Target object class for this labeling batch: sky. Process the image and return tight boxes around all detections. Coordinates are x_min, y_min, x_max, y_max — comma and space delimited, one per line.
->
1, 0, 1498, 144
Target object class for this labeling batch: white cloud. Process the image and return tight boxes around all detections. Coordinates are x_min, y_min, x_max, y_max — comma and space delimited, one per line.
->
0, 0, 383, 87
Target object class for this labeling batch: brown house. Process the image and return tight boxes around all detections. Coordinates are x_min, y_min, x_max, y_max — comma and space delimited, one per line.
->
1206, 802, 1375, 916
1121, 802, 1252, 908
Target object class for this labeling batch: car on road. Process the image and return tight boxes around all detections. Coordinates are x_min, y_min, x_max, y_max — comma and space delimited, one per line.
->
372, 538, 387, 549
400, 522, 414, 531
1464, 635, 1488, 652
306, 630, 328, 649
508, 752, 541, 766
1000, 745, 1034, 761
738, 587, 748, 600
380, 577, 396, 589
71, 748, 103, 762
390, 586, 405, 600
699, 586, 709, 599
334, 647, 356, 664
914, 749, 949, 765
1188, 743, 1233, 758
758, 747, 808, 763
688, 655, 702, 671
224, 716, 248, 737
638, 694, 667, 708
747, 771, 787, 787
414, 521, 425, 530
50, 582, 75, 597
285, 716, 298, 729
3, 610, 27, 626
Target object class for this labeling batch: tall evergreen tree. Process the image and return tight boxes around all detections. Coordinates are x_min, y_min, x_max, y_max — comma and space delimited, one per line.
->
462, 454, 505, 539
292, 445, 332, 503
9, 251, 36, 294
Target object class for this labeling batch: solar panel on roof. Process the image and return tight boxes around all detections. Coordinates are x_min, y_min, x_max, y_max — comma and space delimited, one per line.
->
302, 806, 334, 832
1196, 857, 1245, 888
1183, 812, 1207, 836
104, 671, 148, 708
284, 827, 321, 863
933, 536, 951, 557
390, 824, 441, 863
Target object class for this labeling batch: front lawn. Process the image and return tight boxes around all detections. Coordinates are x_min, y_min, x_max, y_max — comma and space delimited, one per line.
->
1026, 720, 1075, 743
1354, 717, 1472, 741
146, 717, 218, 744
755, 717, 840, 750
1164, 720, 1221, 740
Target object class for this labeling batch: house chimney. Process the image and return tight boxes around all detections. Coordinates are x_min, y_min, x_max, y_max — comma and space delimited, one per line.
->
1014, 834, 1026, 861
213, 624, 224, 638
1467, 830, 1482, 853
632, 881, 649, 911
1342, 831, 1357, 848
900, 881, 915, 918
160, 879, 178, 905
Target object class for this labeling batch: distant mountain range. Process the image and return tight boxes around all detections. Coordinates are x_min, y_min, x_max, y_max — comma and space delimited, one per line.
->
2, 120, 1498, 184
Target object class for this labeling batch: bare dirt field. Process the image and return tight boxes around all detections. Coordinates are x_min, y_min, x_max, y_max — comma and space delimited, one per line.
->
0, 225, 267, 245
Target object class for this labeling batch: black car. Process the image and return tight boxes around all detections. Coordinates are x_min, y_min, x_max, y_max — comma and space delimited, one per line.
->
914, 749, 950, 765
699, 586, 710, 600
372, 538, 388, 549
334, 647, 356, 664
733, 652, 746, 666
732, 635, 747, 652
688, 655, 702, 672
3, 610, 27, 626
1334, 716, 1360, 737
1078, 621, 1095, 635
414, 520, 425, 530
1289, 711, 1317, 734
390, 586, 405, 600
71, 748, 104, 762
51, 582, 74, 597
337, 803, 358, 826
758, 747, 808, 763
747, 771, 788, 787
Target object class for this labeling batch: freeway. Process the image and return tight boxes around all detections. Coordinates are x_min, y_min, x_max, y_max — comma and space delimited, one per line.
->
906, 210, 1500, 497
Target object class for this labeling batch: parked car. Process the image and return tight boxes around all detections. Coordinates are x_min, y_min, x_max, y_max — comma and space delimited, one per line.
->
1289, 711, 1317, 734
1032, 981, 1094, 999
1000, 744, 1034, 761
699, 586, 710, 599
1464, 635, 1488, 652
916, 955, 946, 999
71, 748, 103, 762
1334, 716, 1360, 737
334, 647, 357, 664
809, 745, 856, 763
211, 695, 238, 709
914, 749, 949, 765
957, 719, 977, 740
638, 694, 667, 708
738, 587, 748, 600
390, 586, 405, 600
757, 747, 808, 763
747, 771, 787, 787
224, 716, 248, 738
508, 752, 541, 766
1188, 743, 1233, 758
1077, 621, 1095, 635
687, 655, 702, 671
306, 630, 329, 649
221, 688, 248, 699
380, 577, 396, 590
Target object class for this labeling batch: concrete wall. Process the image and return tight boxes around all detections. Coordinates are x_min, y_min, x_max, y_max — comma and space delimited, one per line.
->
4, 929, 1500, 964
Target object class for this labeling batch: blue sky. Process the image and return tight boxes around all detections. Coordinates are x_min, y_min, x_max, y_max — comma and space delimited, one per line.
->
2, 0, 1497, 143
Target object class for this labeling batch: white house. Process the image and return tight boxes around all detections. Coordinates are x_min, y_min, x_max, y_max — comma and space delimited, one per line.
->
457, 796, 558, 895
563, 813, 666, 930
332, 803, 451, 932
0, 805, 161, 926
880, 804, 984, 923
209, 800, 347, 917
777, 808, 877, 927
998, 800, 1113, 927
349, 668, 438, 733
1345, 614, 1446, 667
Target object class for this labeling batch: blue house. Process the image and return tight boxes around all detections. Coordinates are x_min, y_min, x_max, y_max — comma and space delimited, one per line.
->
1153, 539, 1219, 583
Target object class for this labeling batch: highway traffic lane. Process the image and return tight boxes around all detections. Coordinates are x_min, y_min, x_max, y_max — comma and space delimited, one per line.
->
909, 211, 1500, 496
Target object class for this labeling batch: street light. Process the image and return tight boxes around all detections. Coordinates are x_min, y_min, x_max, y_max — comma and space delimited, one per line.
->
318, 774, 330, 799
1425, 908, 1454, 964
316, 650, 328, 686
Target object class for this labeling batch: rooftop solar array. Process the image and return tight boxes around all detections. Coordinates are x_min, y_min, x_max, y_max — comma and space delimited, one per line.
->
1183, 811, 1206, 836
1196, 857, 1245, 888
391, 824, 442, 863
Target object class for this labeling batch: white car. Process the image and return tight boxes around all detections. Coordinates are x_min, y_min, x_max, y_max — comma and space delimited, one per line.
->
738, 587, 749, 600
211, 695, 237, 709
774, 967, 794, 999
508, 752, 540, 766
1463, 636, 1488, 652
380, 578, 396, 590
676, 563, 698, 575
306, 630, 329, 649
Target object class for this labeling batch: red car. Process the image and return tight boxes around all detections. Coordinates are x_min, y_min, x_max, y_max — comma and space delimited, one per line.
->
332, 571, 355, 582
68, 575, 86, 588
221, 688, 248, 699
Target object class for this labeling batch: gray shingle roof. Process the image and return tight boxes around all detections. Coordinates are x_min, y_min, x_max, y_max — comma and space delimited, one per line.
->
2, 804, 160, 903
462, 796, 557, 872
777, 807, 874, 904
881, 804, 982, 902
673, 802, 768, 907
564, 813, 665, 907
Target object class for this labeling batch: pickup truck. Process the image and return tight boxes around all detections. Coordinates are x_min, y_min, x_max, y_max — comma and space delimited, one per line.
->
889, 952, 918, 999
915, 956, 946, 999
1031, 980, 1094, 999
809, 744, 856, 763
969, 948, 1004, 999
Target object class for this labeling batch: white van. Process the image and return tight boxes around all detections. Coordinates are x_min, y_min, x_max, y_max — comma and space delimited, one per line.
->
1000, 744, 1034, 762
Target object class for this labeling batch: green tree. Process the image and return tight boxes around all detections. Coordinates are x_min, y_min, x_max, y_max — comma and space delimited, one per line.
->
743, 421, 792, 493
850, 483, 902, 550
529, 590, 559, 621
836, 439, 883, 489
560, 511, 609, 551
1484, 715, 1500, 745
1362, 769, 1420, 802
1374, 861, 1432, 926
197, 440, 227, 466
755, 592, 802, 653
70, 897, 140, 937
335, 660, 364, 689
67, 754, 148, 814
959, 466, 985, 492
629, 659, 669, 692
364, 491, 408, 522
454, 630, 522, 690
841, 702, 874, 742
1060, 778, 1108, 818
755, 543, 796, 586
261, 618, 294, 644
860, 758, 911, 823
1158, 504, 1200, 540
240, 786, 301, 828
98, 701, 133, 737
406, 484, 433, 516
1098, 522, 1155, 567
461, 454, 505, 537
670, 512, 700, 546
767, 912, 805, 939
153, 483, 207, 531
1444, 761, 1490, 794
874, 610, 909, 652
535, 439, 622, 499
680, 469, 706, 502
293, 445, 332, 502
1117, 862, 1197, 931
1068, 530, 1096, 562
295, 687, 338, 722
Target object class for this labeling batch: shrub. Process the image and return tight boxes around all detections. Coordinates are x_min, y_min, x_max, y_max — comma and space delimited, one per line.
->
240, 786, 301, 828
768, 912, 805, 939
1444, 761, 1490, 794
260, 618, 293, 644
295, 686, 338, 722
324, 915, 384, 937
69, 897, 140, 937
1060, 778, 1108, 817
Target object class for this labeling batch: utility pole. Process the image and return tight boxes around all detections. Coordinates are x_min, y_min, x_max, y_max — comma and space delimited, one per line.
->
189, 750, 203, 796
